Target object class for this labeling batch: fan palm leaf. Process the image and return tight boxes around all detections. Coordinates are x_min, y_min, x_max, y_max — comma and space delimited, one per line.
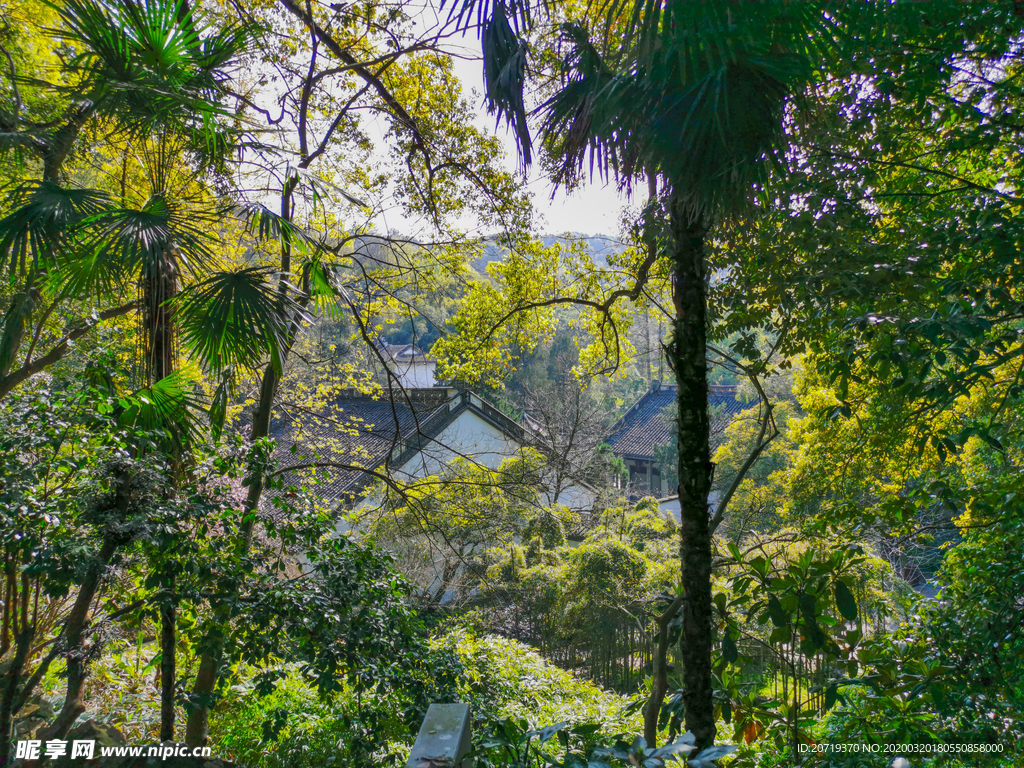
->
230, 200, 327, 257
116, 371, 204, 455
49, 0, 251, 159
301, 252, 347, 323
57, 193, 217, 301
0, 182, 111, 278
442, 0, 539, 166
539, 1, 838, 219
174, 266, 307, 375
0, 131, 38, 168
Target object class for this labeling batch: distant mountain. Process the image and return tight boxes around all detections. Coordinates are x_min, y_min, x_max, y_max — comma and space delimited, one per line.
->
473, 233, 629, 273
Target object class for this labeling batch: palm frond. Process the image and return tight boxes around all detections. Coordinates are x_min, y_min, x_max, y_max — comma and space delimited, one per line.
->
542, 2, 839, 218
301, 253, 346, 323
209, 367, 233, 444
538, 24, 622, 187
441, 0, 539, 167
49, 0, 252, 158
600, 0, 841, 74
0, 130, 39, 168
443, 0, 538, 34
63, 194, 217, 300
116, 371, 204, 454
229, 200, 326, 256
0, 182, 111, 278
481, 2, 532, 168
175, 266, 308, 375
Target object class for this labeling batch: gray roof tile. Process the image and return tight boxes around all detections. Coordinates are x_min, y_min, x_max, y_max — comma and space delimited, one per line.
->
269, 389, 454, 501
607, 384, 747, 460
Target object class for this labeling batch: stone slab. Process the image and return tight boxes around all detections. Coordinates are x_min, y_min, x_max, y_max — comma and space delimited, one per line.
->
404, 703, 472, 768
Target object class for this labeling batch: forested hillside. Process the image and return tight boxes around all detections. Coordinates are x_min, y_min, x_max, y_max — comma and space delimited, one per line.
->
1, 1, 1023, 768
473, 234, 629, 272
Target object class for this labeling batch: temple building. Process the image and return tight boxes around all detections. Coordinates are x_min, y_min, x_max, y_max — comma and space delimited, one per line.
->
606, 381, 747, 499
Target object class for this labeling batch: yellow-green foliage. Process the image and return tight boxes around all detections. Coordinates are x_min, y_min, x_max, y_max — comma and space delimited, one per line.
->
591, 500, 677, 553
783, 365, 952, 528
711, 399, 800, 533
370, 451, 546, 547
486, 543, 528, 583
433, 235, 656, 389
435, 630, 642, 732
481, 500, 679, 643
211, 630, 640, 768
567, 540, 649, 604
523, 507, 570, 549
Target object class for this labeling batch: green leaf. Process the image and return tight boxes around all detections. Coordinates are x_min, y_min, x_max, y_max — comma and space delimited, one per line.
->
713, 591, 728, 615
0, 182, 111, 278
834, 579, 858, 622
721, 632, 738, 664
209, 369, 233, 443
176, 267, 308, 374
767, 594, 788, 627
824, 683, 839, 711
536, 722, 568, 743
52, 0, 250, 155
117, 372, 203, 452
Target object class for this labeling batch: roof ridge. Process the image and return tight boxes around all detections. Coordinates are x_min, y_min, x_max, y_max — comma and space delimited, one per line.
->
607, 381, 747, 460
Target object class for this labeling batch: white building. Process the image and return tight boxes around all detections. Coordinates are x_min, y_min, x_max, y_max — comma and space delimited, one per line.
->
378, 342, 438, 389
268, 346, 597, 517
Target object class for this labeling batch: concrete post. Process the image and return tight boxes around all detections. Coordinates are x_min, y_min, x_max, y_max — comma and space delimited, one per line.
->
404, 703, 472, 768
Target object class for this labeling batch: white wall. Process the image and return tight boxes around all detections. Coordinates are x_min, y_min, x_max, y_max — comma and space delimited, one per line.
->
539, 481, 597, 515
341, 405, 600, 602
658, 492, 721, 524
395, 407, 525, 478
392, 359, 436, 388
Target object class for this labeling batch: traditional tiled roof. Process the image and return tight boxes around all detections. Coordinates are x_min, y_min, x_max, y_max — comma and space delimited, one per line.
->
269, 388, 454, 502
268, 388, 527, 506
606, 384, 748, 460
380, 342, 431, 363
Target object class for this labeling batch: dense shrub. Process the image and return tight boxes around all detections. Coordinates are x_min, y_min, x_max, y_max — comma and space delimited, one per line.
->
210, 630, 638, 768
522, 508, 570, 549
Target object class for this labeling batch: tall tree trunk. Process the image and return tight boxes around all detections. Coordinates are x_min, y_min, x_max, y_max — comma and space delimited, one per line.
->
142, 255, 181, 741
668, 192, 716, 750
142, 259, 179, 384
184, 361, 278, 747
1, 554, 14, 657
40, 537, 119, 741
644, 595, 683, 746
0, 290, 35, 380
184, 180, 306, 747
0, 627, 34, 767
184, 652, 219, 747
160, 574, 176, 742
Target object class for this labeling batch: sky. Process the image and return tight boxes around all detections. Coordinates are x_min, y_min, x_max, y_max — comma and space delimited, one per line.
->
453, 61, 631, 238
404, 1, 633, 239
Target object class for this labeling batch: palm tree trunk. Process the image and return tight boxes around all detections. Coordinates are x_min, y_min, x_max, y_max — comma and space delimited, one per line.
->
668, 192, 716, 751
0, 290, 34, 380
142, 259, 179, 383
143, 255, 181, 740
